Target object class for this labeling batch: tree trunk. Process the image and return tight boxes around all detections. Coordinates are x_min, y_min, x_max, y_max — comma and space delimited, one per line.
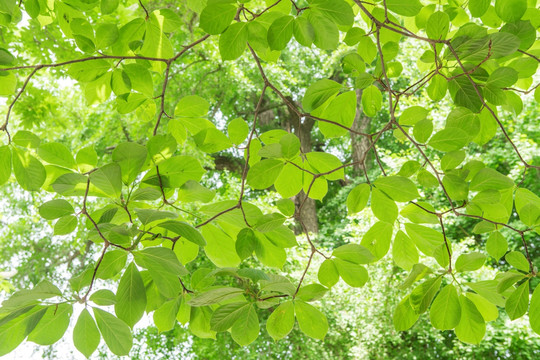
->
350, 89, 372, 177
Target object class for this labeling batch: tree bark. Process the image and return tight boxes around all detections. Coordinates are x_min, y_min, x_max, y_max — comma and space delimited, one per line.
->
350, 89, 372, 177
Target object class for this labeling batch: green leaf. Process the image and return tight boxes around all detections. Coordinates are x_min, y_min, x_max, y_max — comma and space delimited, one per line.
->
158, 220, 206, 246
247, 159, 284, 189
487, 67, 518, 88
404, 223, 444, 256
495, 0, 527, 23
199, 3, 236, 34
347, 183, 370, 214
236, 228, 257, 260
400, 202, 438, 224
76, 146, 98, 173
219, 22, 248, 60
231, 304, 259, 346
427, 74, 448, 101
428, 128, 469, 151
470, 168, 513, 191
371, 188, 398, 223
115, 262, 146, 327
54, 215, 78, 235
293, 16, 315, 47
153, 296, 182, 332
38, 199, 74, 220
280, 133, 301, 159
386, 0, 422, 16
413, 119, 433, 143
308, 11, 339, 50
296, 284, 328, 302
90, 163, 122, 198
410, 275, 443, 315
360, 221, 393, 261
466, 292, 499, 322
455, 252, 486, 272
302, 79, 341, 113
37, 142, 75, 168
294, 300, 328, 340
515, 188, 540, 226
12, 147, 46, 191
426, 11, 449, 40
210, 302, 248, 332
0, 145, 11, 185
112, 142, 147, 185
93, 308, 133, 356
486, 231, 508, 260
318, 259, 339, 288
334, 258, 369, 288
505, 251, 530, 272
90, 289, 116, 306
455, 295, 486, 344
134, 247, 188, 297
333, 244, 374, 264
267, 15, 294, 50
429, 284, 460, 330
311, 0, 353, 26
469, 0, 490, 17
361, 85, 382, 117
393, 295, 419, 331
228, 117, 250, 145
529, 285, 540, 335
96, 250, 128, 280
188, 287, 244, 306
28, 304, 72, 345
392, 230, 419, 271
374, 176, 419, 202
505, 280, 529, 320
266, 300, 294, 340
73, 309, 100, 358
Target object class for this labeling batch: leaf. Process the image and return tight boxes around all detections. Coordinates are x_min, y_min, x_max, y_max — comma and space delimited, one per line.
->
393, 295, 419, 331
235, 228, 257, 260
90, 163, 122, 198
228, 117, 250, 145
310, 0, 354, 26
505, 280, 529, 320
0, 145, 11, 186
371, 188, 398, 223
386, 0, 422, 16
427, 74, 447, 101
470, 168, 513, 191
361, 85, 382, 117
400, 202, 438, 224
529, 285, 540, 335
112, 142, 147, 185
296, 284, 328, 302
54, 215, 78, 235
374, 176, 419, 202
293, 16, 315, 47
455, 295, 486, 344
347, 183, 370, 214
428, 128, 469, 151
153, 296, 182, 332
90, 289, 116, 306
73, 309, 100, 358
115, 262, 146, 327
505, 251, 530, 273
294, 300, 328, 340
486, 231, 508, 260
392, 230, 419, 271
28, 304, 72, 345
158, 220, 206, 246
267, 15, 294, 50
12, 147, 46, 191
333, 244, 374, 264
334, 258, 369, 288
231, 304, 259, 346
188, 287, 244, 306
37, 142, 76, 168
455, 253, 486, 272
96, 250, 128, 280
210, 302, 248, 332
409, 276, 442, 314
247, 159, 284, 189
495, 0, 527, 23
318, 259, 339, 288
12, 130, 40, 148
429, 284, 460, 330
404, 223, 444, 256
266, 300, 294, 340
426, 11, 449, 40
219, 22, 248, 60
93, 308, 133, 356
360, 221, 393, 261
302, 79, 341, 113
469, 0, 490, 17
38, 199, 74, 220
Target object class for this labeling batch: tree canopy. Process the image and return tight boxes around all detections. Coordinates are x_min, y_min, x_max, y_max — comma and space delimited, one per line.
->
0, 0, 539, 358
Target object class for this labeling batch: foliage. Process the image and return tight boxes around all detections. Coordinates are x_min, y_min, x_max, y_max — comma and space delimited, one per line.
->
0, 0, 539, 358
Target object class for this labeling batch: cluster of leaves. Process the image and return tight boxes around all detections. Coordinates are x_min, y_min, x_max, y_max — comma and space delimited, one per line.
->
0, 0, 539, 358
